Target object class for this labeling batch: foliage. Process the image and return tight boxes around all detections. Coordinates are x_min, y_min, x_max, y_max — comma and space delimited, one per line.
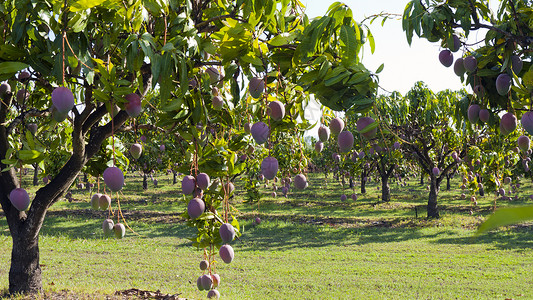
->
0, 0, 385, 295
402, 0, 533, 226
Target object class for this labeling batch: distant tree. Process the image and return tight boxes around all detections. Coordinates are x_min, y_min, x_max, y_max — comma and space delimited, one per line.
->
390, 83, 467, 218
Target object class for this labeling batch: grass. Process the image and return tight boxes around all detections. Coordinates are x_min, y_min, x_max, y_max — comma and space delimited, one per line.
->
2, 171, 533, 299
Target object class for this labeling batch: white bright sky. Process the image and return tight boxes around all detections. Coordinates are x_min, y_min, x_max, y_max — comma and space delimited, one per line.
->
301, 0, 493, 95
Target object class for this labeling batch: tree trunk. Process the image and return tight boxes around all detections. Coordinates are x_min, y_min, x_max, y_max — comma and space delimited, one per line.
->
9, 233, 42, 294
381, 175, 391, 202
1, 81, 133, 295
446, 175, 451, 190
427, 175, 440, 218
420, 173, 424, 185
360, 173, 366, 194
173, 171, 177, 184
143, 173, 148, 190
32, 165, 38, 186
477, 175, 484, 196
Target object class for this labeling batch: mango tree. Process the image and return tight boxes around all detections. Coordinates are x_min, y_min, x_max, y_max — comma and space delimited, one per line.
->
389, 83, 466, 218
156, 2, 381, 296
455, 93, 524, 208
367, 92, 407, 202
403, 0, 533, 226
0, 0, 381, 296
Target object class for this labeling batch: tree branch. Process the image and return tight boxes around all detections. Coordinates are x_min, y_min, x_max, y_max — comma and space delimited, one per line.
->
6, 109, 50, 135
508, 0, 525, 37
195, 14, 233, 29
467, 0, 480, 27
86, 110, 130, 159
25, 110, 130, 240
81, 103, 108, 134
0, 91, 23, 236
117, 123, 165, 133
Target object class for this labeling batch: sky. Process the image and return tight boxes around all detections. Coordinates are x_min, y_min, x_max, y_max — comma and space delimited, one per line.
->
301, 0, 481, 95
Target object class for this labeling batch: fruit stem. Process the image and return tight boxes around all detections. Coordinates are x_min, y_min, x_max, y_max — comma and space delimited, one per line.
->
117, 192, 142, 237
18, 163, 22, 187
111, 100, 116, 166
62, 30, 65, 85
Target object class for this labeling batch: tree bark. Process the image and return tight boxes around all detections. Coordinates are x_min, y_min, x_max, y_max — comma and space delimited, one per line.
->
173, 171, 177, 184
381, 175, 391, 202
360, 173, 366, 194
143, 173, 148, 190
377, 157, 394, 203
427, 175, 440, 218
9, 232, 42, 294
420, 173, 424, 185
477, 175, 484, 196
2, 107, 130, 295
446, 174, 451, 190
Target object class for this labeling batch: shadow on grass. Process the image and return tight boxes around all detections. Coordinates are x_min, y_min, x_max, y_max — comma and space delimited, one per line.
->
236, 218, 533, 252
238, 222, 426, 251
431, 226, 533, 250
4, 211, 533, 253
0, 209, 194, 242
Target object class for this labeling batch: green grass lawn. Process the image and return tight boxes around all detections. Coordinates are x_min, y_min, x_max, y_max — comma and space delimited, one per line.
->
2, 171, 533, 299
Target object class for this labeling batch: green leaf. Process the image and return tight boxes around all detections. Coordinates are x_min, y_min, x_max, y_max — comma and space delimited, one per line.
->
196, 212, 215, 221
230, 78, 240, 107
340, 25, 357, 63
367, 30, 375, 54
477, 205, 533, 235
402, 1, 415, 44
230, 215, 240, 232
180, 59, 188, 95
1, 158, 18, 166
324, 71, 350, 86
298, 70, 319, 85
476, 69, 499, 77
70, 0, 107, 12
523, 67, 533, 88
318, 60, 331, 79
358, 120, 379, 134
0, 62, 29, 75
346, 72, 369, 85
231, 161, 246, 176
5, 148, 14, 160
0, 44, 27, 60
323, 65, 347, 81
25, 131, 35, 149
375, 63, 384, 74
93, 89, 111, 102
69, 11, 89, 32
268, 33, 289, 46
18, 150, 43, 161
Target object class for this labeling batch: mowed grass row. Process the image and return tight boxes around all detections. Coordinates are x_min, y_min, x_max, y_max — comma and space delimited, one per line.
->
1, 172, 533, 299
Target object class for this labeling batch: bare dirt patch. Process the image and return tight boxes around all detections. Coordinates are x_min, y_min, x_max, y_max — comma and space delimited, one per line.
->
1, 289, 186, 300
